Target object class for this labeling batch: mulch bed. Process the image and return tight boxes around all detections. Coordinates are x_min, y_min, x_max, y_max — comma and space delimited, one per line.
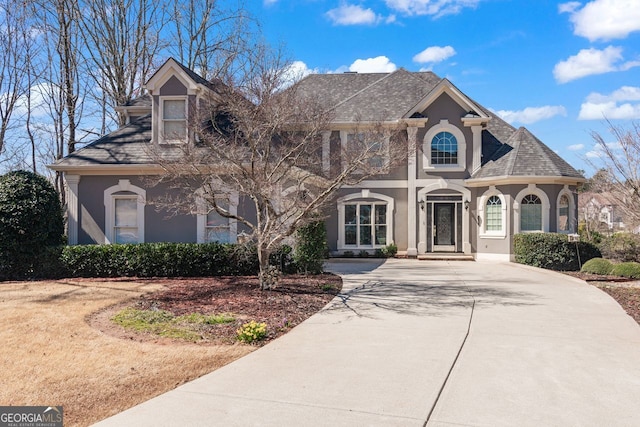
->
100, 274, 342, 345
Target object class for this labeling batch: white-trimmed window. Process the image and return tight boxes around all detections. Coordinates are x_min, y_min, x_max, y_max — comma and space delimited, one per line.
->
341, 131, 390, 172
196, 192, 238, 244
423, 119, 466, 171
514, 185, 550, 233
557, 188, 575, 233
337, 191, 394, 250
521, 195, 542, 231
478, 188, 507, 238
161, 97, 187, 142
104, 180, 146, 244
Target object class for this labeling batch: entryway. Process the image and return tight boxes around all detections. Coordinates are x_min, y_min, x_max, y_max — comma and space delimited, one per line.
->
425, 195, 463, 253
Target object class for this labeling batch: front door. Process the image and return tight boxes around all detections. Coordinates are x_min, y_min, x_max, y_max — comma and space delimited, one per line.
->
433, 203, 455, 252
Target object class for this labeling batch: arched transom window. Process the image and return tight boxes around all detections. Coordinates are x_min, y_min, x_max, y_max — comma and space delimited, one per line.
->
431, 131, 458, 165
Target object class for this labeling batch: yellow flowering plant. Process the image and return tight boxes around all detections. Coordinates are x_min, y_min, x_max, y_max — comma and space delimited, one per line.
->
236, 320, 267, 343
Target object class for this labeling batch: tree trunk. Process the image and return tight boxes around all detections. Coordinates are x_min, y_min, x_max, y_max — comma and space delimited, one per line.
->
257, 245, 279, 291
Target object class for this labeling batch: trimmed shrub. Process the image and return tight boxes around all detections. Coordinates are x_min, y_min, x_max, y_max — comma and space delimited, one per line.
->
0, 171, 65, 280
294, 221, 328, 274
580, 258, 613, 275
599, 233, 640, 263
514, 233, 601, 271
610, 262, 640, 279
60, 242, 293, 278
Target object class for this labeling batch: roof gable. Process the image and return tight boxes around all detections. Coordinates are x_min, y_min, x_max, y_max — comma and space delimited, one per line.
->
145, 58, 215, 95
405, 78, 490, 121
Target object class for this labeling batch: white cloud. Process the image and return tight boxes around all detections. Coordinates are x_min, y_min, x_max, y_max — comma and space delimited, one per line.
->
568, 143, 585, 151
326, 4, 382, 25
385, 0, 480, 18
413, 46, 456, 64
559, 0, 640, 41
578, 86, 640, 120
263, 0, 278, 5
282, 61, 318, 86
553, 46, 639, 83
492, 105, 567, 125
348, 56, 397, 73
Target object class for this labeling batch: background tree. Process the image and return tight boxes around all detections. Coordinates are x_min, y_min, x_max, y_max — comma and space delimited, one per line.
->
589, 121, 640, 229
151, 48, 409, 290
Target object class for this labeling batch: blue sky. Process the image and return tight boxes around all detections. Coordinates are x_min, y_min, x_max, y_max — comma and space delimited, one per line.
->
250, 0, 640, 176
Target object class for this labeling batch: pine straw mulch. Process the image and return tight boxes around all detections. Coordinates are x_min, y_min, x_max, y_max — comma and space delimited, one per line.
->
565, 272, 640, 325
92, 274, 343, 345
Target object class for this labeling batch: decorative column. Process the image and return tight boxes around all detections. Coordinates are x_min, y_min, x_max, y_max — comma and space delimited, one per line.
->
471, 125, 482, 174
407, 126, 419, 257
65, 174, 80, 245
322, 131, 331, 176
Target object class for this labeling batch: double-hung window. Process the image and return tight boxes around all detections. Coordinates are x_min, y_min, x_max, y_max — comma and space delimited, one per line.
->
205, 199, 232, 243
485, 195, 502, 232
521, 194, 542, 231
342, 131, 389, 171
431, 131, 458, 165
113, 197, 139, 243
558, 195, 570, 232
161, 98, 187, 142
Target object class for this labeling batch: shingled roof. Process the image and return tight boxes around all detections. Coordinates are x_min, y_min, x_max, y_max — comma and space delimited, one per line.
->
472, 127, 583, 179
52, 64, 583, 182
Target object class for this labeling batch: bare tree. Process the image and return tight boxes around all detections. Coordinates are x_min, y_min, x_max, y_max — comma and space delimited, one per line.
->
151, 50, 408, 290
167, 0, 254, 82
589, 121, 640, 229
0, 0, 34, 158
79, 0, 163, 127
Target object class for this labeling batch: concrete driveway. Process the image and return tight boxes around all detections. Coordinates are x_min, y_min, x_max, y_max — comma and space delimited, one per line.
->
95, 259, 640, 426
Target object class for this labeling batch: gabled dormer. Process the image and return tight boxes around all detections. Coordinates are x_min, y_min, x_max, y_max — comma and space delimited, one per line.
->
144, 58, 218, 145
405, 78, 490, 174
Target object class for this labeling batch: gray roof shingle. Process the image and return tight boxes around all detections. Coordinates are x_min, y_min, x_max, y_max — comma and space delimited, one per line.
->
53, 65, 582, 181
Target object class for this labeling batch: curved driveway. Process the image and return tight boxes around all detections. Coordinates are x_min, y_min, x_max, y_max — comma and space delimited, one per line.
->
96, 259, 640, 426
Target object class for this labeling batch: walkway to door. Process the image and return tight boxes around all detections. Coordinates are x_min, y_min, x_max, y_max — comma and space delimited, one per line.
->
95, 259, 640, 427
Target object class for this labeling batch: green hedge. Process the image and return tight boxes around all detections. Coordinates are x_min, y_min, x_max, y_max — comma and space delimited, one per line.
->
514, 233, 601, 271
599, 233, 640, 263
610, 262, 640, 279
59, 243, 295, 279
581, 258, 613, 275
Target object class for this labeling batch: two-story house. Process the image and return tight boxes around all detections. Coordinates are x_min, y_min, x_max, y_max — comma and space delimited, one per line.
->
50, 58, 584, 261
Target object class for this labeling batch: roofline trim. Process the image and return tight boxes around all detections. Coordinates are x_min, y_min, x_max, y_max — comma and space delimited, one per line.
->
465, 175, 585, 187
404, 78, 490, 120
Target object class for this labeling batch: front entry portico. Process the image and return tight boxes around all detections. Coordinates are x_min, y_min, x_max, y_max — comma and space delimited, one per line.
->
416, 181, 471, 255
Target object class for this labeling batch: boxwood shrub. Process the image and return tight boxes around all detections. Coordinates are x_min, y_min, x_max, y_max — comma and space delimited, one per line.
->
610, 262, 640, 279
60, 242, 295, 278
580, 258, 613, 275
514, 233, 601, 271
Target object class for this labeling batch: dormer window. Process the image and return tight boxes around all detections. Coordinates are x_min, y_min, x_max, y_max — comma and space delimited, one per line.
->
161, 97, 187, 143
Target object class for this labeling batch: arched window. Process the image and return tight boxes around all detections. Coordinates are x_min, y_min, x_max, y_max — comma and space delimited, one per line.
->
104, 180, 146, 244
423, 119, 466, 171
558, 194, 570, 232
431, 131, 458, 165
337, 191, 394, 250
521, 194, 542, 231
485, 195, 502, 232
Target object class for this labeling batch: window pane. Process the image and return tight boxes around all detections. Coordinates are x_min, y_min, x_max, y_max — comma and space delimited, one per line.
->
431, 131, 458, 165
521, 195, 542, 231
375, 225, 387, 245
345, 205, 357, 225
163, 100, 186, 119
164, 121, 186, 139
359, 226, 372, 245
375, 205, 386, 225
559, 195, 569, 231
206, 227, 231, 244
360, 204, 371, 225
115, 198, 137, 227
485, 196, 502, 231
345, 225, 357, 245
115, 227, 138, 244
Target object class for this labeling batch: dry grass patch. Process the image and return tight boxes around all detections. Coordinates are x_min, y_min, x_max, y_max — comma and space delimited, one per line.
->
0, 280, 253, 427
